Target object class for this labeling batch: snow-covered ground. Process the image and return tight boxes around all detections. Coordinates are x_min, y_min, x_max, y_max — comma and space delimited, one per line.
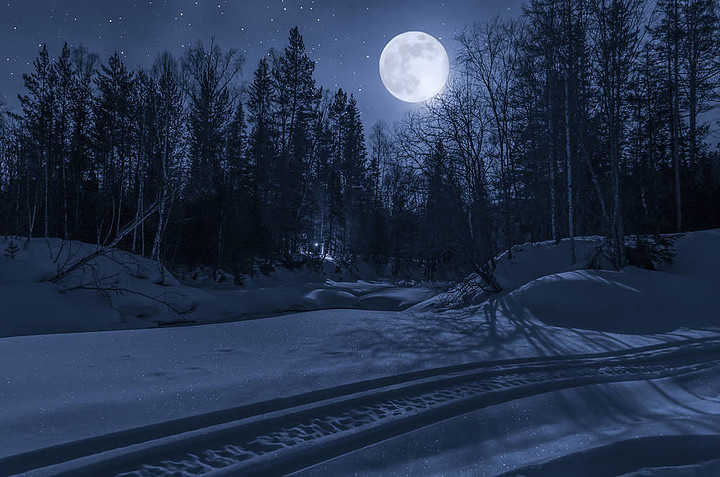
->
0, 238, 434, 337
508, 230, 720, 335
299, 368, 720, 476
1, 230, 719, 475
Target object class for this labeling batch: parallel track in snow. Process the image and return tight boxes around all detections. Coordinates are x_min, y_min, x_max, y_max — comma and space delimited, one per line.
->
4, 336, 720, 477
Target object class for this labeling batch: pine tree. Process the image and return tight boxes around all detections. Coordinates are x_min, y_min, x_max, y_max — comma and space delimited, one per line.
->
324, 89, 348, 256
68, 46, 97, 240
93, 52, 136, 242
19, 44, 54, 238
590, 0, 645, 267
247, 57, 277, 256
367, 121, 392, 262
149, 52, 184, 261
340, 94, 369, 256
54, 43, 73, 240
422, 139, 454, 277
181, 39, 243, 267
271, 27, 321, 254
223, 100, 253, 270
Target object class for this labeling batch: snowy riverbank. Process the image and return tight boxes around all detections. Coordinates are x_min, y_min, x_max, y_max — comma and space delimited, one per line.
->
1, 230, 719, 475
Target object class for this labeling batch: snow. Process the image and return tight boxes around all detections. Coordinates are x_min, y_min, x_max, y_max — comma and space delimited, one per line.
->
507, 267, 718, 334
0, 305, 712, 460
0, 238, 433, 337
506, 230, 720, 335
297, 368, 720, 476
1, 230, 719, 474
410, 236, 603, 311
493, 236, 603, 292
660, 229, 720, 279
357, 287, 436, 311
622, 459, 720, 477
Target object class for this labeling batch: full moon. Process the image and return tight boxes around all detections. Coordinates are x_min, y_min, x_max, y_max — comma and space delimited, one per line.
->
379, 31, 450, 103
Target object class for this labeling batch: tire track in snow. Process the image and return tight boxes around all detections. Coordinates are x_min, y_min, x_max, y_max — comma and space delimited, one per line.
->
5, 336, 720, 477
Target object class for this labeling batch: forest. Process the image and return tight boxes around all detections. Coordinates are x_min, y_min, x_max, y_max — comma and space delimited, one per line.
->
0, 0, 719, 286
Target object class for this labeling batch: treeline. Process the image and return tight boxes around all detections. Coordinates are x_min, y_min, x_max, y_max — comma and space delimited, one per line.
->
1, 1, 720, 285
382, 0, 720, 284
0, 29, 379, 276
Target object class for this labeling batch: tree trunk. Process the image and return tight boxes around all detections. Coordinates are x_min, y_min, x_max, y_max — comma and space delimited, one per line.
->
547, 67, 559, 244
671, 0, 683, 232
565, 72, 576, 265
151, 132, 169, 262
43, 147, 49, 239
61, 150, 68, 240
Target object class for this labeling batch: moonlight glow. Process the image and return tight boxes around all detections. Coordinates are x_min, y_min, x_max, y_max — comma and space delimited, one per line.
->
379, 31, 450, 103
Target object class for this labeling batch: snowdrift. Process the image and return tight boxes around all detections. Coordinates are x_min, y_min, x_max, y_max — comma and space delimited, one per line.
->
493, 236, 603, 291
506, 230, 720, 334
410, 236, 603, 311
409, 230, 719, 335
0, 238, 433, 337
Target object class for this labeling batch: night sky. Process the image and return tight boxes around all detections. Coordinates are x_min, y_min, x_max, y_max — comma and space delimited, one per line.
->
0, 0, 523, 127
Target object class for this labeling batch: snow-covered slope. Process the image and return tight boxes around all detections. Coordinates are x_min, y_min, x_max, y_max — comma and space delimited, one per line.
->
410, 236, 603, 311
0, 306, 711, 461
507, 230, 720, 334
1, 230, 718, 473
493, 236, 603, 292
0, 237, 433, 337
411, 230, 719, 335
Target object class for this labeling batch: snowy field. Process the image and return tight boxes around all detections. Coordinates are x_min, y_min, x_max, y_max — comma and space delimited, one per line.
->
0, 238, 435, 338
301, 369, 720, 476
1, 230, 719, 475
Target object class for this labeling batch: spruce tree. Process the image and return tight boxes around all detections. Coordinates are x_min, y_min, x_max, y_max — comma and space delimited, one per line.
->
181, 39, 243, 267
272, 27, 321, 254
93, 52, 136, 241
19, 44, 54, 238
247, 57, 277, 256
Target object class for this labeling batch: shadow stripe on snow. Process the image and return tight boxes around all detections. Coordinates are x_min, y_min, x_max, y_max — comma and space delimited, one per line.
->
3, 335, 720, 476
112, 358, 720, 476
499, 434, 720, 477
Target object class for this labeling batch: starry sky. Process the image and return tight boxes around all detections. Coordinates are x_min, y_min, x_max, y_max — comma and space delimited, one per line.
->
0, 0, 524, 127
